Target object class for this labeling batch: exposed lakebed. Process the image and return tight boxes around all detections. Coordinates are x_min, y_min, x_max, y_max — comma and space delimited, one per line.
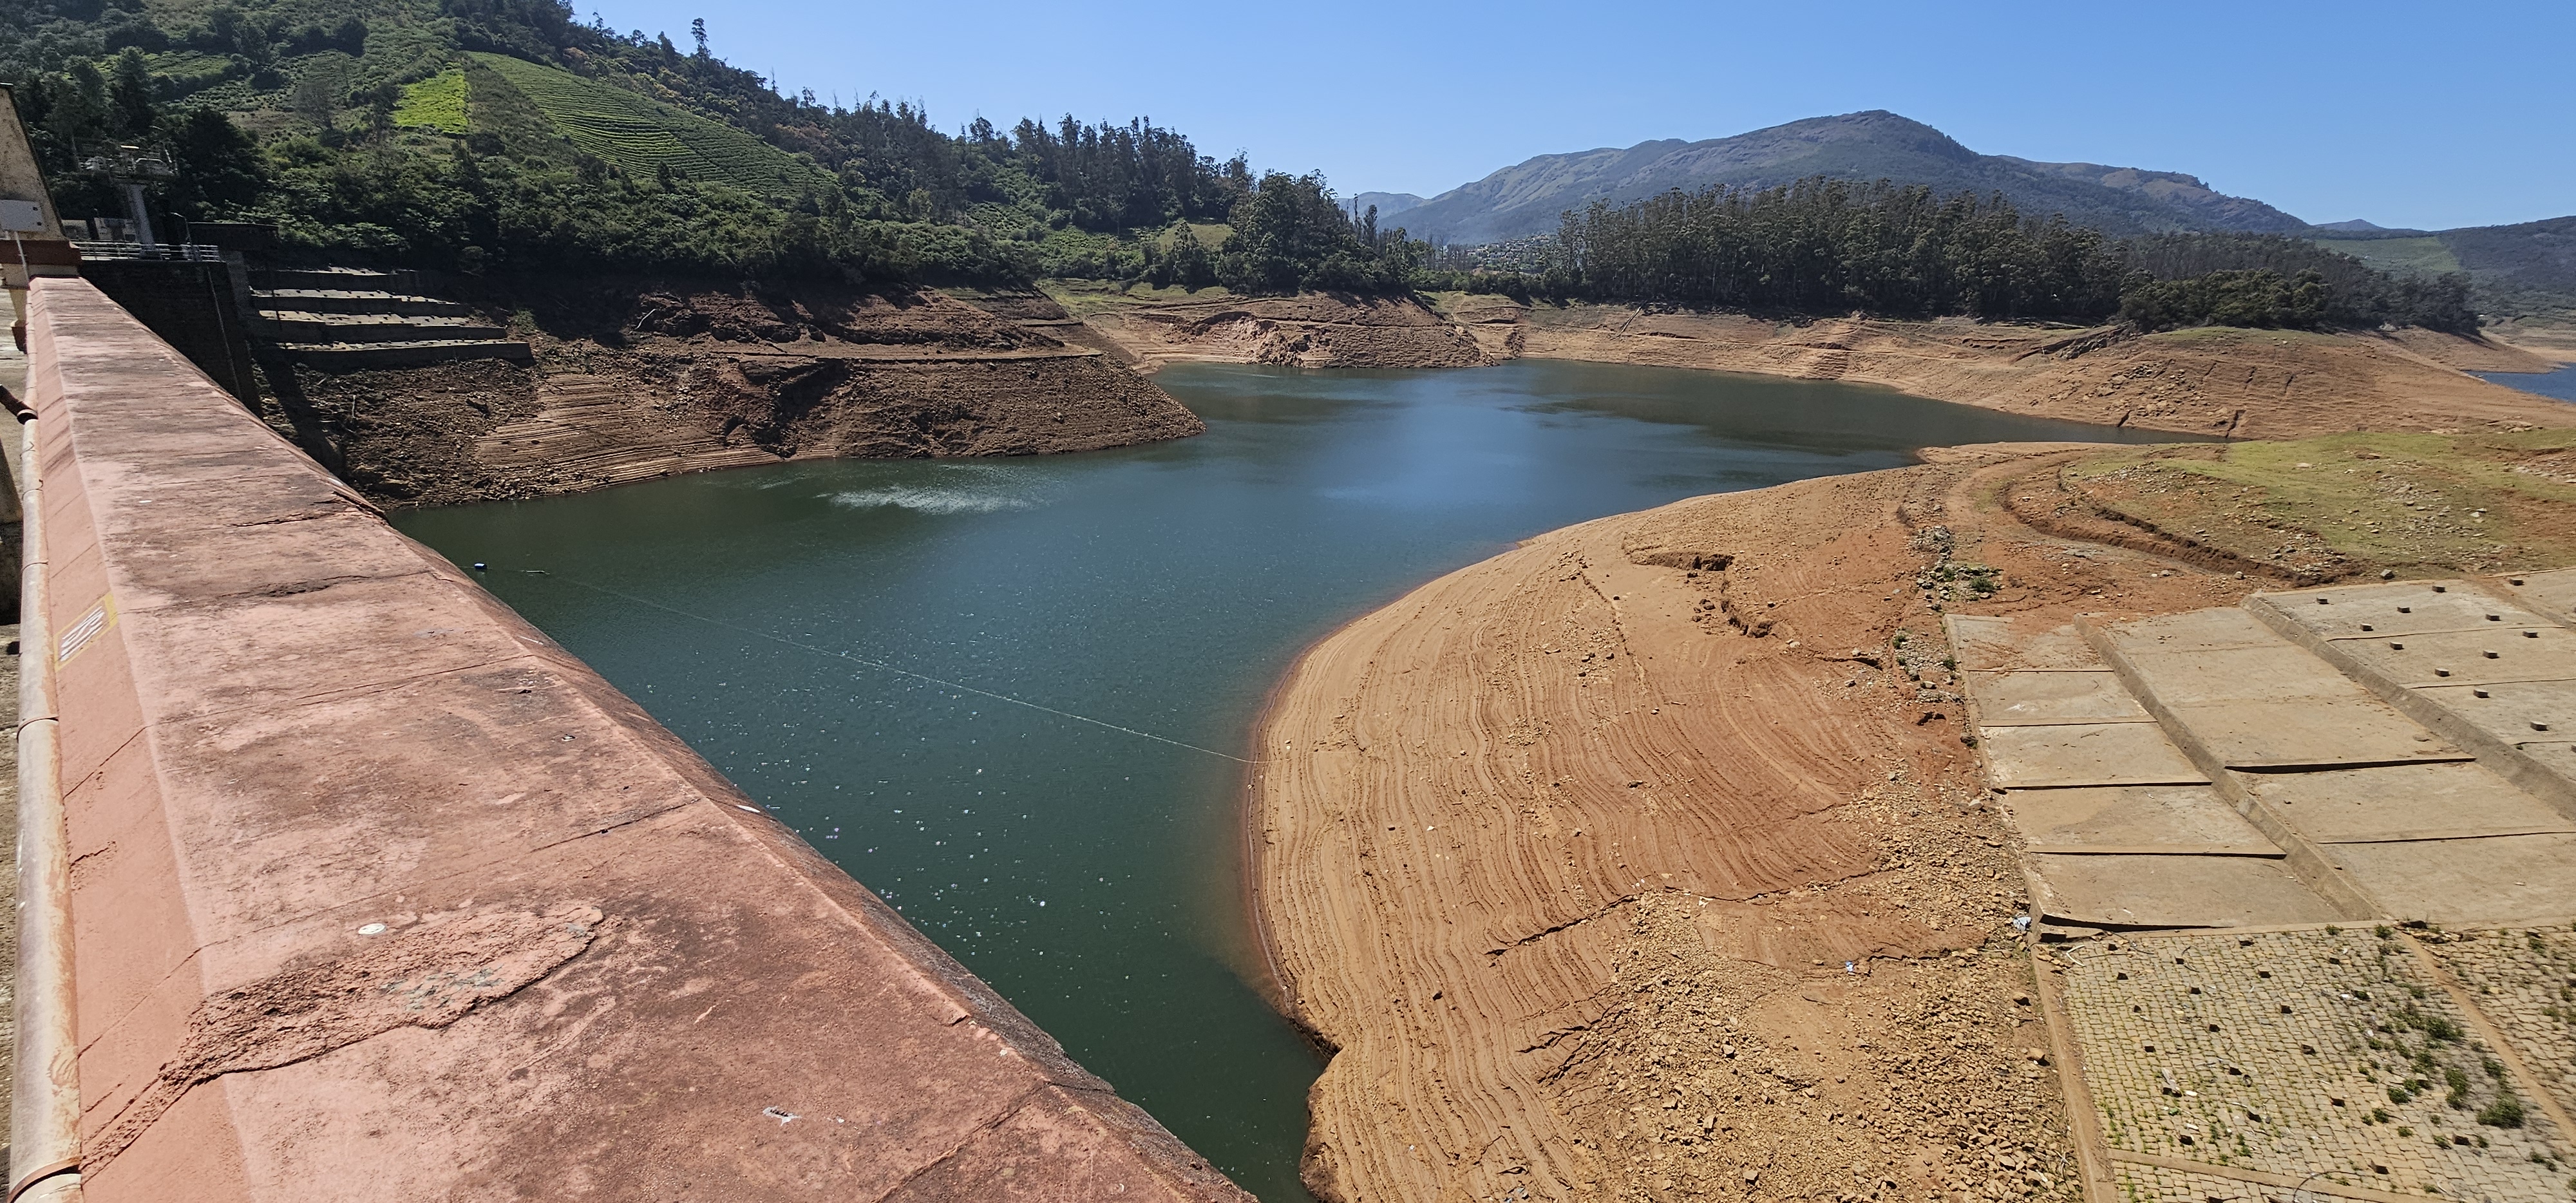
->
393, 359, 2177, 1199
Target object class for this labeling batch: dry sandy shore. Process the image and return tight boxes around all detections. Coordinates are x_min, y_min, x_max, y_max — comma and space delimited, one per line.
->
1244, 447, 2289, 1203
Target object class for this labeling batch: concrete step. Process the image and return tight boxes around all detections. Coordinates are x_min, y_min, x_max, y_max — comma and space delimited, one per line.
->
258, 311, 506, 343
276, 339, 533, 370
253, 289, 472, 317
2070, 592, 2576, 925
2247, 576, 2576, 817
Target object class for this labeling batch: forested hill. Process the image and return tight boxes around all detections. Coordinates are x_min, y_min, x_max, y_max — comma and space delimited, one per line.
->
1396, 111, 2310, 245
0, 0, 1421, 287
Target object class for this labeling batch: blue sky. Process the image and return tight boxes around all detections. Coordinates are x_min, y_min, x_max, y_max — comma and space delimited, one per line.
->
585, 0, 2572, 231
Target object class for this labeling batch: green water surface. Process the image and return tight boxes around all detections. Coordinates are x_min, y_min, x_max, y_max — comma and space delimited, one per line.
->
392, 359, 2179, 1199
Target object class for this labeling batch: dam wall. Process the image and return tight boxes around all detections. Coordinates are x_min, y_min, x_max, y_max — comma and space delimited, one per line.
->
14, 276, 1251, 1200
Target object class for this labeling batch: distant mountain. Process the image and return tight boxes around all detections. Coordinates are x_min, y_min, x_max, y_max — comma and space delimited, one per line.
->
1350, 191, 1426, 218
2313, 218, 2407, 233
1396, 111, 2310, 245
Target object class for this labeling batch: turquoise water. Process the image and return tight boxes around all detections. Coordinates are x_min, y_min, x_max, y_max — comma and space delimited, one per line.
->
392, 359, 2181, 1199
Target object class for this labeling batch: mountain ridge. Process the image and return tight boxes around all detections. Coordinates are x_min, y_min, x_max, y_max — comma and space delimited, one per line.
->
1390, 111, 2310, 245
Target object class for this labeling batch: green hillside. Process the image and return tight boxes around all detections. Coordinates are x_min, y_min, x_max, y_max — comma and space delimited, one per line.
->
468, 53, 823, 197
2315, 220, 2576, 328
2311, 235, 2463, 277
0, 0, 1257, 284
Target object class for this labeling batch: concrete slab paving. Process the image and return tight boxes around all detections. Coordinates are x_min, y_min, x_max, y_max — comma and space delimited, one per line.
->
2100, 607, 2282, 654
2321, 833, 2576, 924
2025, 854, 2343, 927
2000, 784, 2277, 851
2506, 739, 2576, 789
1985, 592, 2576, 1203
1949, 615, 2107, 672
1980, 723, 2210, 788
2237, 762, 2573, 842
2492, 567, 2576, 625
2101, 643, 2365, 705
2253, 582, 2548, 638
2416, 679, 2576, 747
1966, 669, 2153, 725
2321, 626, 2576, 687
2159, 698, 2465, 768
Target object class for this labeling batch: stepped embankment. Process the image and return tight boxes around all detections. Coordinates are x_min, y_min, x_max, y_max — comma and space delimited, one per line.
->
312, 281, 1203, 507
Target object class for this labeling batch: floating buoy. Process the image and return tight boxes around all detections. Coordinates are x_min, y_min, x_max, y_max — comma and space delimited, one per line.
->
471, 562, 488, 572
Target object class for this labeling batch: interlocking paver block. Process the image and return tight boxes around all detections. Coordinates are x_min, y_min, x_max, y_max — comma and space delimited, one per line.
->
2423, 924, 2576, 1128
2060, 929, 2572, 1202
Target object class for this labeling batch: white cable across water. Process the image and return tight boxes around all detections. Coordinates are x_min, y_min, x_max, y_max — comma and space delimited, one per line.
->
517, 570, 1265, 764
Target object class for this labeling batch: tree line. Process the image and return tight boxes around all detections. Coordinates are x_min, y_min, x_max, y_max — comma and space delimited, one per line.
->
1141, 173, 1423, 294
1508, 178, 2476, 333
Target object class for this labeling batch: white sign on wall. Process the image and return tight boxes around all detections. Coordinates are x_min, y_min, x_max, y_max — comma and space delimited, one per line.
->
0, 198, 44, 232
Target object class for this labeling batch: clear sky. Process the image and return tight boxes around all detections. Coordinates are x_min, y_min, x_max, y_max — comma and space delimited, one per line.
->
583, 0, 2572, 231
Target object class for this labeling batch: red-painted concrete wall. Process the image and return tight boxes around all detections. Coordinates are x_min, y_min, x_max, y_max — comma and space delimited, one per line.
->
23, 278, 1255, 1201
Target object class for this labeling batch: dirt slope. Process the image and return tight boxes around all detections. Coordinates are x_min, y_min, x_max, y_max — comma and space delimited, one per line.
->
308, 284, 1203, 507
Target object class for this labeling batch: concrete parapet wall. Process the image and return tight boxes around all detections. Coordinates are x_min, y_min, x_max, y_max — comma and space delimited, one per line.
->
20, 277, 1252, 1200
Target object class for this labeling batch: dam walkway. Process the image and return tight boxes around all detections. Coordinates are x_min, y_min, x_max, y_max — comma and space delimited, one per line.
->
5, 277, 1252, 1201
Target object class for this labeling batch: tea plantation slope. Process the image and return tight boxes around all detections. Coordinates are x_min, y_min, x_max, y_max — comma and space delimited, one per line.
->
468, 52, 826, 196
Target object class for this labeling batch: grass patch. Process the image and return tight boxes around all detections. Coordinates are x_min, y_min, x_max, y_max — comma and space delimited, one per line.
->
2139, 325, 2345, 348
1153, 222, 1229, 251
467, 53, 824, 196
393, 68, 468, 133
2313, 235, 2464, 278
2063, 430, 2576, 578
1038, 278, 1240, 316
1421, 290, 1526, 316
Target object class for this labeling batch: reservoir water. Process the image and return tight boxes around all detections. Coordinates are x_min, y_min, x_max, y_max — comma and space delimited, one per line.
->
392, 359, 2178, 1199
2480, 364, 2576, 404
